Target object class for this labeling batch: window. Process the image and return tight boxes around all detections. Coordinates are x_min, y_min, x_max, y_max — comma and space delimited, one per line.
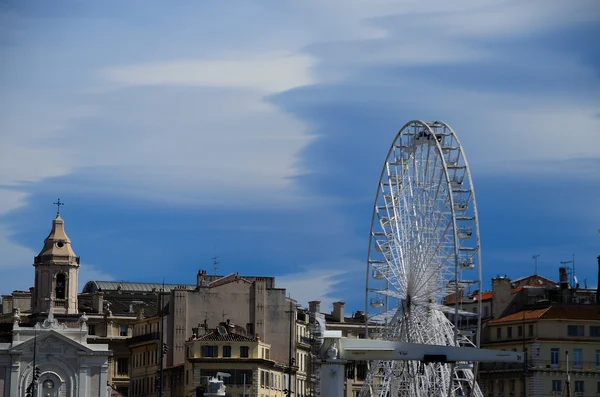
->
499, 380, 504, 392
117, 358, 129, 375
551, 379, 562, 391
264, 348, 270, 359
484, 306, 489, 317
202, 345, 218, 357
596, 350, 600, 368
55, 273, 66, 299
496, 328, 501, 339
507, 327, 512, 338
119, 325, 128, 337
223, 346, 231, 357
185, 370, 189, 385
597, 381, 600, 393
574, 380, 584, 393
88, 324, 96, 335
590, 326, 600, 337
240, 346, 249, 358
573, 348, 582, 368
509, 379, 515, 391
551, 348, 560, 367
517, 325, 522, 337
528, 324, 534, 337
567, 325, 584, 336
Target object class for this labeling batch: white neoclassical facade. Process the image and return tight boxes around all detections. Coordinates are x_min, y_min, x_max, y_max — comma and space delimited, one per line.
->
0, 309, 111, 397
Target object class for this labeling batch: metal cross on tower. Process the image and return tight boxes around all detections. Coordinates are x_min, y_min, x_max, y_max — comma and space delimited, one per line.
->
53, 198, 64, 216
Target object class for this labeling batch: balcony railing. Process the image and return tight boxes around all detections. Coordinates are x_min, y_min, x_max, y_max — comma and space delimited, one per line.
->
126, 332, 160, 346
479, 359, 600, 373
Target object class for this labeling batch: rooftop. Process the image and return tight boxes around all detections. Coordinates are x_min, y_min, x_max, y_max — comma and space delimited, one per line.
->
195, 329, 257, 342
82, 280, 195, 294
490, 305, 600, 324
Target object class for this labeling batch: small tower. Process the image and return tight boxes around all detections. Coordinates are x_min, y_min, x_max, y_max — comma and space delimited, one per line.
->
32, 199, 80, 315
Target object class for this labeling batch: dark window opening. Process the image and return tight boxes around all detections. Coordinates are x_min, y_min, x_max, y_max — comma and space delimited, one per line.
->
223, 346, 231, 357
240, 346, 249, 358
55, 273, 66, 299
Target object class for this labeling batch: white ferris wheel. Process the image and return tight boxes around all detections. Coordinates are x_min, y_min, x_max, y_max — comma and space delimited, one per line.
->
361, 120, 484, 397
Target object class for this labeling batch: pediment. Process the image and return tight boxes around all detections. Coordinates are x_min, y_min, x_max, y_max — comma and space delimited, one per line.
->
10, 330, 92, 355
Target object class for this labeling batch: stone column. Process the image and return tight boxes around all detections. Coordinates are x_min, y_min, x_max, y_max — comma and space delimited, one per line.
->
10, 362, 19, 397
78, 366, 88, 397
99, 365, 109, 397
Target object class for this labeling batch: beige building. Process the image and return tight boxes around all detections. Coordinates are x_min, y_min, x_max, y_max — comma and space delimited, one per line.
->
465, 267, 600, 397
127, 315, 162, 397
184, 323, 287, 397
480, 305, 600, 397
124, 272, 301, 397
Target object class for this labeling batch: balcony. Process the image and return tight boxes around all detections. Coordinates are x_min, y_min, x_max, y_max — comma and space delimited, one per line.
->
479, 360, 600, 373
126, 332, 160, 346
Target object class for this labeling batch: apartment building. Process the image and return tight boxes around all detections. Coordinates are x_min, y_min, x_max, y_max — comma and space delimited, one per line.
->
480, 305, 600, 396
184, 322, 288, 397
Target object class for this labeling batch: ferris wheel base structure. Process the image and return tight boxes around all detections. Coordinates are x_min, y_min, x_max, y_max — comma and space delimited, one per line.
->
319, 331, 523, 397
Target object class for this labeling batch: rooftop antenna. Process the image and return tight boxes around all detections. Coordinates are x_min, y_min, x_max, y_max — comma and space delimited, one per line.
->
532, 254, 540, 275
212, 255, 220, 276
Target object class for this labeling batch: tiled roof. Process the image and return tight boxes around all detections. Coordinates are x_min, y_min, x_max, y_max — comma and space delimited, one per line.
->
510, 274, 557, 287
490, 305, 600, 324
82, 281, 195, 294
208, 273, 251, 288
444, 290, 492, 305
196, 330, 256, 342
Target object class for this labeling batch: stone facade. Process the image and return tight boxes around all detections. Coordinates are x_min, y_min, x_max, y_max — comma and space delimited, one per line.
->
0, 310, 111, 397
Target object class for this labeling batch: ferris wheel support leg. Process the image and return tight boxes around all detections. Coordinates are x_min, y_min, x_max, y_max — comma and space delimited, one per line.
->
319, 360, 347, 397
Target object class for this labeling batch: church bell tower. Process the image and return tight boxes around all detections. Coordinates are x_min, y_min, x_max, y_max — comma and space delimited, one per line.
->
32, 199, 80, 315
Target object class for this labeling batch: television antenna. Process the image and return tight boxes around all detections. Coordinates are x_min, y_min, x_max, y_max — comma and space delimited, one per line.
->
532, 254, 540, 274
560, 254, 575, 287
212, 256, 220, 276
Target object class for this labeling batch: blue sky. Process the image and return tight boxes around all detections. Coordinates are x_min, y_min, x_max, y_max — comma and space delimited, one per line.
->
1, 0, 599, 313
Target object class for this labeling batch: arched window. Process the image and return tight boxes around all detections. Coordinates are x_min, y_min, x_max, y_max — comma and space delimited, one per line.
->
56, 273, 66, 299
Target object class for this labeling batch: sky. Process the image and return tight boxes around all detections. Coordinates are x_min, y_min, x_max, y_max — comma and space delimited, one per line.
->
1, 0, 599, 314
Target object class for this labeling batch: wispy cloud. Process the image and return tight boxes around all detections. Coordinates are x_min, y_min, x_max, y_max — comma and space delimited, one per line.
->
102, 53, 316, 93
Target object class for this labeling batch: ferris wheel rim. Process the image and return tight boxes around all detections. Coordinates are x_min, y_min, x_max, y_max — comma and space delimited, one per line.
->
362, 120, 484, 396
364, 120, 473, 321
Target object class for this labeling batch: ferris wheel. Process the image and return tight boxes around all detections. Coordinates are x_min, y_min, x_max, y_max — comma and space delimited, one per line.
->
361, 121, 483, 397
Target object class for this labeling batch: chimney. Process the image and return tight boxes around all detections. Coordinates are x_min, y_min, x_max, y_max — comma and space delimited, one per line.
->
309, 300, 321, 314
559, 267, 569, 289
29, 287, 34, 311
197, 270, 209, 287
92, 292, 104, 313
491, 277, 511, 319
332, 301, 345, 323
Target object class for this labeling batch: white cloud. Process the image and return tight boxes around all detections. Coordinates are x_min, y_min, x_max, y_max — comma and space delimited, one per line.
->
278, 268, 347, 313
102, 53, 317, 93
79, 263, 114, 285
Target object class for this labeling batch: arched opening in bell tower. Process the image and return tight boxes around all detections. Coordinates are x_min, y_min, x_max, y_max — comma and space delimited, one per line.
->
55, 273, 66, 300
